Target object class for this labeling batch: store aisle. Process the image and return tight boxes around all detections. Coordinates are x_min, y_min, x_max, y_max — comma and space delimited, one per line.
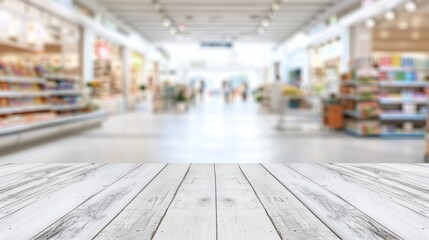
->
0, 97, 424, 163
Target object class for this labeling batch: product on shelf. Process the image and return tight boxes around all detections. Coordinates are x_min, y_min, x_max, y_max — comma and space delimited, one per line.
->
346, 120, 380, 136
50, 96, 81, 105
343, 55, 429, 137
0, 62, 91, 129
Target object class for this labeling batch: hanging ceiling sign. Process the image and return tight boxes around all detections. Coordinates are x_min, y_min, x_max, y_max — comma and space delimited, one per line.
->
201, 42, 233, 48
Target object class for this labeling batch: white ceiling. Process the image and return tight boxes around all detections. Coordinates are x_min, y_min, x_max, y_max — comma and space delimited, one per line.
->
94, 0, 352, 43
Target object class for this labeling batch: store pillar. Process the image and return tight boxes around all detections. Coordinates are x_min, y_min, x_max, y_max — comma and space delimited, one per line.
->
340, 27, 351, 73
121, 47, 131, 111
82, 27, 95, 84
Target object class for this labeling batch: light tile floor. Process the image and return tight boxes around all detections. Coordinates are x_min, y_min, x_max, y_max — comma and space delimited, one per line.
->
0, 97, 425, 163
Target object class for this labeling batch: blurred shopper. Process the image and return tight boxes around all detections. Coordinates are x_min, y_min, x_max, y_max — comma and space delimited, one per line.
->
241, 80, 249, 101
199, 79, 206, 101
271, 75, 283, 112
222, 80, 230, 103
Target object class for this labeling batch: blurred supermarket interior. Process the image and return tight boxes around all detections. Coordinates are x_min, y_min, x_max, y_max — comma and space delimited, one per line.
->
0, 0, 428, 163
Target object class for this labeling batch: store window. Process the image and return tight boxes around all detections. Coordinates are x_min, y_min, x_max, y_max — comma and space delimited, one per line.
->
0, 0, 92, 129
311, 39, 342, 95
131, 52, 145, 95
92, 37, 123, 99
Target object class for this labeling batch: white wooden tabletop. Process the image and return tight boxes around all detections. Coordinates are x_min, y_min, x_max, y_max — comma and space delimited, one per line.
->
0, 163, 428, 239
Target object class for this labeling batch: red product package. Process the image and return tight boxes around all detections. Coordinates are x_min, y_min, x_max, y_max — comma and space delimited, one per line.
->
379, 71, 387, 81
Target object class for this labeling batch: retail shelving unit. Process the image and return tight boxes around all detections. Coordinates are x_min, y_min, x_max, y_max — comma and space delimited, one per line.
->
342, 56, 429, 138
0, 71, 108, 150
340, 67, 381, 136
45, 74, 86, 114
0, 71, 101, 129
377, 57, 428, 137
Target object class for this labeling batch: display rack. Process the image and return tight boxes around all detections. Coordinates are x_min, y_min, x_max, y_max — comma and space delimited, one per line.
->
340, 68, 381, 136
342, 56, 429, 138
378, 57, 428, 137
0, 67, 91, 129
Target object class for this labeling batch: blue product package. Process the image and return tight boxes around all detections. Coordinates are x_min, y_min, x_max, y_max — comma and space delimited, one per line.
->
405, 72, 413, 81
388, 71, 396, 81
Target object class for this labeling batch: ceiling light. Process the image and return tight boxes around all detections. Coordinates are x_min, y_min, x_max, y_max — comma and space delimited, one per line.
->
243, 34, 254, 40
256, 27, 265, 35
162, 18, 172, 27
365, 19, 375, 28
411, 31, 421, 40
271, 2, 280, 11
178, 23, 187, 31
268, 10, 277, 18
261, 18, 270, 27
169, 27, 177, 35
380, 30, 390, 39
398, 21, 408, 30
384, 11, 396, 21
405, 1, 417, 12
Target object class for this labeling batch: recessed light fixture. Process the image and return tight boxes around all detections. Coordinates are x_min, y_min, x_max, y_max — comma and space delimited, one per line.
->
169, 27, 177, 35
380, 30, 390, 39
271, 2, 280, 11
384, 11, 396, 21
162, 18, 172, 27
256, 27, 265, 35
405, 1, 417, 12
243, 34, 254, 41
365, 19, 375, 28
398, 21, 409, 30
178, 23, 187, 31
261, 18, 270, 27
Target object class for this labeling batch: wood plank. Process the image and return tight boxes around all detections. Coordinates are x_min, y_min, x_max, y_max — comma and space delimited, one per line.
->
379, 163, 429, 179
239, 164, 338, 240
95, 164, 190, 240
216, 164, 280, 240
263, 163, 401, 240
0, 163, 139, 239
349, 164, 429, 193
328, 164, 429, 218
33, 163, 166, 239
0, 164, 101, 219
152, 164, 217, 240
0, 163, 46, 178
0, 163, 83, 192
289, 163, 429, 239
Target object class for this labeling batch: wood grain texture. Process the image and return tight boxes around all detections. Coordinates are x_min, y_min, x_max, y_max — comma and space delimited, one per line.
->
0, 163, 86, 194
0, 164, 100, 219
152, 164, 217, 240
239, 164, 339, 240
290, 163, 429, 239
95, 164, 190, 240
263, 163, 401, 240
33, 163, 166, 240
0, 163, 46, 178
379, 163, 429, 179
0, 163, 427, 239
0, 163, 139, 239
351, 164, 429, 191
216, 164, 280, 240
330, 164, 429, 217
